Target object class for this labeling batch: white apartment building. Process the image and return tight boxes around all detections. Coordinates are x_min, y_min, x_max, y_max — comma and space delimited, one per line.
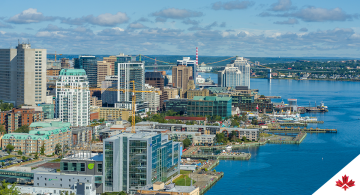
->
144, 84, 161, 113
234, 57, 251, 89
0, 43, 46, 106
218, 64, 242, 88
55, 69, 90, 127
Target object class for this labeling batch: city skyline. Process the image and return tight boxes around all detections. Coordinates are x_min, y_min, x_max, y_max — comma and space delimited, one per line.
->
0, 0, 359, 57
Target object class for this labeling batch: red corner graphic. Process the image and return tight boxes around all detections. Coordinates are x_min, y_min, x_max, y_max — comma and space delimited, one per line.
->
336, 175, 355, 191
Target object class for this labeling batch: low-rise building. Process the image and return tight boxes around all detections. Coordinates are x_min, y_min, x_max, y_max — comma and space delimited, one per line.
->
165, 99, 188, 114
164, 87, 178, 99
91, 107, 131, 121
90, 96, 103, 107
137, 182, 199, 195
0, 108, 44, 133
46, 68, 61, 76
187, 96, 232, 118
193, 134, 216, 146
220, 128, 259, 141
186, 88, 209, 99
71, 127, 93, 146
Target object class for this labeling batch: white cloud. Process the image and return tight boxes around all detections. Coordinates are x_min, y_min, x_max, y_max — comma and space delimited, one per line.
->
212, 1, 255, 10
269, 0, 296, 12
62, 12, 129, 26
7, 8, 57, 24
152, 8, 203, 22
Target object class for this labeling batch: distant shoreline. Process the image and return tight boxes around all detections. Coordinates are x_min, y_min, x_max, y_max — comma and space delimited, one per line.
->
251, 77, 360, 82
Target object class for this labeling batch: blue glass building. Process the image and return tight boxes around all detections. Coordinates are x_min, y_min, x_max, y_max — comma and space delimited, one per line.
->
74, 56, 98, 86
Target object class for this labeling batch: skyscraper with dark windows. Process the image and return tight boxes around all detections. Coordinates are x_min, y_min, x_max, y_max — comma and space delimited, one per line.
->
74, 55, 98, 87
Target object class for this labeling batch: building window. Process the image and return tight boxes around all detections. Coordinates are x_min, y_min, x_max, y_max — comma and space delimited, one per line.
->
97, 164, 102, 172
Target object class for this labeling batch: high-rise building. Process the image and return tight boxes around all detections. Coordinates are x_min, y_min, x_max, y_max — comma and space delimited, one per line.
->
103, 56, 117, 75
0, 43, 47, 106
218, 64, 242, 87
74, 56, 98, 87
177, 57, 196, 80
145, 72, 166, 109
116, 61, 146, 112
103, 132, 180, 193
97, 60, 112, 87
101, 76, 118, 106
172, 66, 192, 90
234, 57, 251, 89
114, 53, 134, 76
55, 69, 90, 127
144, 84, 161, 113
61, 58, 70, 69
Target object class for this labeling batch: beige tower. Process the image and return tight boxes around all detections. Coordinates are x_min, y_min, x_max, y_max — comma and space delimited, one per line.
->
97, 60, 112, 87
171, 65, 193, 90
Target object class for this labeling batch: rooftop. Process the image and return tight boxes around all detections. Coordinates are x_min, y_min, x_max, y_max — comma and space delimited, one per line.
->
59, 69, 87, 76
193, 96, 232, 101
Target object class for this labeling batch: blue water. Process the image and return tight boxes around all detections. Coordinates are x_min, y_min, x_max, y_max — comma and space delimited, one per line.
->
205, 79, 360, 195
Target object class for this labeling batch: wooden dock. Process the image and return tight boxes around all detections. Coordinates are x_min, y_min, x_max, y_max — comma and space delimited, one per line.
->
266, 127, 337, 133
280, 123, 307, 127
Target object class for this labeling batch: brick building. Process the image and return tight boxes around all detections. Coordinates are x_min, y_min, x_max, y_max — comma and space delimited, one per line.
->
0, 108, 44, 133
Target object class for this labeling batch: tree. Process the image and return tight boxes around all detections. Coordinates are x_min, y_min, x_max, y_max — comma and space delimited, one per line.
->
242, 136, 247, 142
215, 133, 226, 144
40, 144, 45, 155
251, 118, 258, 125
214, 115, 222, 121
0, 125, 5, 134
34, 152, 39, 160
17, 150, 22, 155
22, 156, 26, 161
55, 143, 62, 155
128, 115, 142, 124
182, 138, 191, 148
99, 118, 105, 123
231, 119, 239, 127
5, 144, 14, 154
14, 125, 30, 133
0, 179, 20, 194
1, 162, 4, 167
260, 95, 265, 98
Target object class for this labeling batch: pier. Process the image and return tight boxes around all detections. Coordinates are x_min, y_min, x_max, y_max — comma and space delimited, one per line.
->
265, 127, 337, 133
182, 153, 251, 160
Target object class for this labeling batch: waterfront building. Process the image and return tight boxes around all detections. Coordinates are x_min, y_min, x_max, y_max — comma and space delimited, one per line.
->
193, 134, 216, 146
74, 55, 98, 87
55, 69, 90, 127
137, 183, 199, 195
144, 84, 161, 113
218, 64, 242, 88
235, 98, 273, 113
103, 132, 180, 193
0, 43, 47, 106
97, 60, 113, 87
165, 99, 188, 114
101, 75, 118, 106
187, 96, 232, 118
172, 65, 193, 90
197, 62, 212, 72
220, 128, 259, 141
145, 72, 166, 109
116, 60, 146, 112
177, 57, 196, 82
91, 106, 131, 121
234, 57, 251, 88
1, 124, 71, 155
0, 108, 44, 133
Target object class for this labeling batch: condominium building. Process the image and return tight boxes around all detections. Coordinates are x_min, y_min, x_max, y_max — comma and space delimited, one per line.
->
55, 69, 90, 127
1, 124, 71, 155
117, 60, 146, 112
90, 96, 102, 107
101, 75, 118, 106
144, 84, 161, 113
0, 43, 46, 106
114, 53, 134, 76
91, 107, 131, 121
103, 56, 117, 75
177, 57, 196, 81
0, 108, 44, 133
234, 57, 251, 88
97, 60, 112, 87
103, 133, 180, 193
218, 64, 242, 88
74, 56, 98, 87
172, 65, 192, 90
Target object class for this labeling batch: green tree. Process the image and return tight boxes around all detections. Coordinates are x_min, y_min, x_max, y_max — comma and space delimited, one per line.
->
242, 136, 247, 142
1, 162, 4, 167
214, 115, 222, 121
99, 118, 105, 123
182, 138, 191, 148
128, 115, 142, 124
0, 179, 20, 194
231, 119, 240, 127
251, 118, 258, 125
215, 133, 226, 144
17, 150, 22, 155
5, 144, 14, 154
0, 125, 5, 134
35, 152, 39, 159
55, 143, 62, 155
14, 125, 30, 133
22, 156, 26, 161
260, 95, 265, 98
40, 144, 45, 155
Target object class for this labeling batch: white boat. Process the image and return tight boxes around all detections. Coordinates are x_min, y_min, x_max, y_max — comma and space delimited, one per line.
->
225, 146, 232, 150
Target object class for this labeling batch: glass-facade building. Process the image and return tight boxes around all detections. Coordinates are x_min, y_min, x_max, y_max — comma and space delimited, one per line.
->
187, 96, 232, 118
38, 103, 54, 119
74, 56, 98, 87
114, 54, 133, 76
165, 99, 188, 114
103, 133, 180, 193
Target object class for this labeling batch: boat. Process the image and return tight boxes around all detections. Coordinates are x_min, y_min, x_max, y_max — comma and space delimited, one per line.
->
225, 146, 232, 151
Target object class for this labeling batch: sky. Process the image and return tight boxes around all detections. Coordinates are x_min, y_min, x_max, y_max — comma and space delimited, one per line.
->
0, 0, 359, 57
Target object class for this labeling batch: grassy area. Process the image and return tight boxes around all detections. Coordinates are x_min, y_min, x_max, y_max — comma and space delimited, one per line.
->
50, 158, 61, 163
180, 170, 192, 175
0, 155, 16, 160
173, 175, 196, 186
260, 133, 272, 137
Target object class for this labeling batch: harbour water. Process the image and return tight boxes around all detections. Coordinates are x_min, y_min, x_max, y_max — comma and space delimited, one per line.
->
205, 79, 360, 195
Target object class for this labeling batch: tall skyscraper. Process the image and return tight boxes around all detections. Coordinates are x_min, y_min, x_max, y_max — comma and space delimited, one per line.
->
103, 56, 117, 75
234, 57, 251, 88
177, 57, 196, 80
74, 56, 98, 87
101, 75, 118, 107
55, 69, 90, 127
171, 65, 192, 90
103, 133, 180, 193
97, 60, 112, 87
218, 64, 242, 87
114, 53, 134, 76
0, 43, 46, 106
116, 60, 146, 112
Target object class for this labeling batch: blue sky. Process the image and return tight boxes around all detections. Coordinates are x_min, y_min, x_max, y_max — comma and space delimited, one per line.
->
0, 0, 359, 57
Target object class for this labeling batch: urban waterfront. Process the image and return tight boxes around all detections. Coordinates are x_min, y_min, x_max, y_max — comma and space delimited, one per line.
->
205, 78, 360, 194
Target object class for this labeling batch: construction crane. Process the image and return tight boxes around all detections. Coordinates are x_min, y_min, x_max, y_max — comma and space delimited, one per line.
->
48, 51, 63, 61
55, 81, 161, 133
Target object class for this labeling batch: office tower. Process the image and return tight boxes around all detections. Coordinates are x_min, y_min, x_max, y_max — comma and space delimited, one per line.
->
61, 58, 70, 69
218, 64, 242, 87
144, 84, 161, 113
116, 60, 146, 112
177, 57, 196, 81
0, 43, 47, 106
103, 133, 180, 193
74, 55, 98, 87
103, 56, 117, 75
97, 60, 112, 87
234, 57, 251, 88
145, 72, 166, 109
114, 53, 134, 76
101, 76, 118, 106
55, 69, 90, 127
171, 66, 192, 89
